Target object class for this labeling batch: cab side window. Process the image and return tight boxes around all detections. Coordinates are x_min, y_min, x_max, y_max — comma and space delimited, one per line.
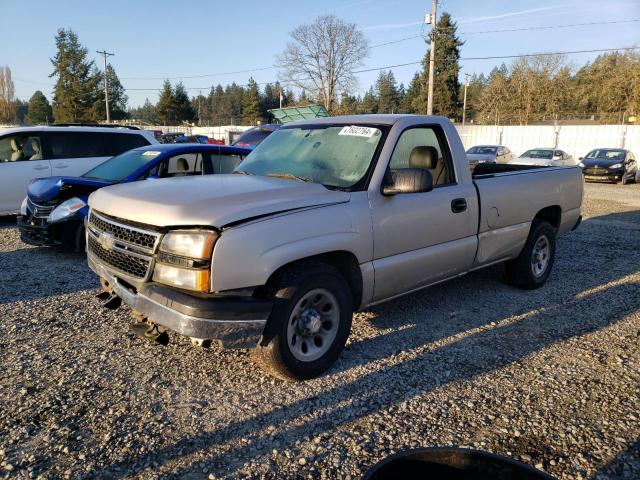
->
47, 132, 108, 159
0, 134, 43, 162
211, 153, 243, 174
388, 127, 455, 187
152, 153, 206, 178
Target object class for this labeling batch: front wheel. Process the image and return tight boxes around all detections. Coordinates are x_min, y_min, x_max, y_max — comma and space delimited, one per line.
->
505, 220, 556, 289
252, 264, 353, 381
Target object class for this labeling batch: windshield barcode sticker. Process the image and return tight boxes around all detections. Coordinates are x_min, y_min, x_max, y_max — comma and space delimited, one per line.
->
339, 126, 377, 138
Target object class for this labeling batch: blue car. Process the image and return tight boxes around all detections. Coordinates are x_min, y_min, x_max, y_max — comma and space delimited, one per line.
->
18, 143, 251, 251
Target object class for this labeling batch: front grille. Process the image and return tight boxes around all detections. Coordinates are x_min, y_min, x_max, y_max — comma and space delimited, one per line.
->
87, 210, 160, 281
88, 235, 151, 279
88, 212, 158, 250
583, 167, 609, 176
27, 199, 57, 218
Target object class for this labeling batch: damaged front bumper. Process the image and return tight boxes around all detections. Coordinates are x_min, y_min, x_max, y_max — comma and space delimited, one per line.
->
88, 255, 272, 349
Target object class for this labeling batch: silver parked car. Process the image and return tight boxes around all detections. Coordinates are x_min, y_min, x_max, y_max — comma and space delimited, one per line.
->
466, 145, 515, 169
512, 148, 575, 167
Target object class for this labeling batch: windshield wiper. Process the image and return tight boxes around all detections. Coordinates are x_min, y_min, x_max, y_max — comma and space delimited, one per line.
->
233, 170, 254, 175
266, 172, 314, 183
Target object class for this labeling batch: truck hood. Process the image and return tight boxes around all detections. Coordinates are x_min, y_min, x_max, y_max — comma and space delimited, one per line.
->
466, 153, 496, 162
512, 157, 553, 166
581, 158, 622, 167
28, 176, 111, 203
88, 174, 351, 228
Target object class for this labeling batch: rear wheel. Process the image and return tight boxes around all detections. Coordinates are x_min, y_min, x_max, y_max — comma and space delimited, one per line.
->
252, 264, 353, 381
505, 220, 556, 289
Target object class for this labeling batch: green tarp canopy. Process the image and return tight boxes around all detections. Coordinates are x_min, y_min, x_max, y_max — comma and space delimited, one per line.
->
268, 104, 330, 124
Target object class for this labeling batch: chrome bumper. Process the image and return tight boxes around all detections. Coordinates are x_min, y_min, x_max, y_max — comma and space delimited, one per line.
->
88, 256, 270, 349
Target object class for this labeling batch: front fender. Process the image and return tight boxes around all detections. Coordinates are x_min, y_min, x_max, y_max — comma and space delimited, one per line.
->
210, 195, 372, 292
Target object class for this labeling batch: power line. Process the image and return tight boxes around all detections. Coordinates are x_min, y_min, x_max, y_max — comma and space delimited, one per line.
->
371, 19, 640, 48
122, 46, 640, 92
119, 18, 639, 82
120, 65, 275, 81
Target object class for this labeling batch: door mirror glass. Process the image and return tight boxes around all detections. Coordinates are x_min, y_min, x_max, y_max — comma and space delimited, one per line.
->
383, 168, 433, 195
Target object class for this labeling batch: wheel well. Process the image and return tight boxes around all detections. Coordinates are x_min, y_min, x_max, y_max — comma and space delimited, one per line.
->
534, 205, 561, 230
263, 251, 363, 308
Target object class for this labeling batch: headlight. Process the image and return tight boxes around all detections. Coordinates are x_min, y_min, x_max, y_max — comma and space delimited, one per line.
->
578, 162, 585, 168
20, 197, 28, 216
159, 230, 218, 259
153, 230, 218, 292
609, 163, 623, 169
48, 197, 86, 223
153, 263, 210, 292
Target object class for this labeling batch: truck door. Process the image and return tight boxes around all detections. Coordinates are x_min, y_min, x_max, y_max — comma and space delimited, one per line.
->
369, 125, 478, 302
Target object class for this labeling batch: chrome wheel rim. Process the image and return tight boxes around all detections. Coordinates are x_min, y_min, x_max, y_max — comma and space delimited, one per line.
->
286, 288, 339, 362
531, 235, 550, 277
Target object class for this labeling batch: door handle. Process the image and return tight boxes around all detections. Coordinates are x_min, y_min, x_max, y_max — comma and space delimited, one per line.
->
53, 164, 69, 169
33, 165, 49, 170
451, 198, 467, 213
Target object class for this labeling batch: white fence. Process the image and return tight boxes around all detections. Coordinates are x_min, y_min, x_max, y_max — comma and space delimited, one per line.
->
456, 124, 640, 159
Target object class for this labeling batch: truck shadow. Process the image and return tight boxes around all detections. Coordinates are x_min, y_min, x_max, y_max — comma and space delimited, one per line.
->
590, 439, 639, 479
84, 209, 640, 477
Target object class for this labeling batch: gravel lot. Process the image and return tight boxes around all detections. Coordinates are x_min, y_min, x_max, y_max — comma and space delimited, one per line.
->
1, 182, 639, 479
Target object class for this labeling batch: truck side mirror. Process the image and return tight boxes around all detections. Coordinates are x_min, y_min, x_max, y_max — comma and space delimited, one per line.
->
382, 168, 433, 195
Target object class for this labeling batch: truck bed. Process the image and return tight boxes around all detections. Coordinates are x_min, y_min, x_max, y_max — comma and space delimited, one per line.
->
469, 163, 583, 268
471, 162, 550, 177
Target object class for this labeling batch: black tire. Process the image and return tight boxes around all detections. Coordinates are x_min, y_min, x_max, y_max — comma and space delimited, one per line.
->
252, 263, 353, 381
622, 175, 629, 185
505, 220, 556, 290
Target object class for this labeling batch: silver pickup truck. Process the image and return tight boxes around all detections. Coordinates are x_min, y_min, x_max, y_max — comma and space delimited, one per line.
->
86, 115, 583, 380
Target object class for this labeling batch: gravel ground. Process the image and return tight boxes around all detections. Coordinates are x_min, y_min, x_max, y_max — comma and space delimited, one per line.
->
1, 182, 639, 480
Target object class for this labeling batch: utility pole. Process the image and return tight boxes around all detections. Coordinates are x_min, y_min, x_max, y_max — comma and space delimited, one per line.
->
462, 73, 470, 126
427, 0, 438, 115
96, 50, 114, 123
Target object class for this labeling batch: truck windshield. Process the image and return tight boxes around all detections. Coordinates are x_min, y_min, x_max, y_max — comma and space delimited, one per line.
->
521, 149, 553, 159
585, 150, 625, 160
235, 125, 384, 188
467, 146, 497, 154
82, 149, 162, 182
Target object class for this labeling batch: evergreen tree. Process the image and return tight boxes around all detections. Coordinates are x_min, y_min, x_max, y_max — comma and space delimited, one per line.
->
192, 93, 209, 126
129, 98, 157, 124
210, 84, 225, 125
359, 87, 378, 114
26, 90, 53, 124
174, 82, 195, 123
225, 83, 244, 124
242, 78, 261, 124
376, 70, 399, 113
49, 29, 100, 122
92, 64, 128, 120
463, 73, 486, 124
15, 99, 28, 124
156, 80, 176, 124
402, 73, 421, 113
340, 93, 360, 115
414, 13, 463, 117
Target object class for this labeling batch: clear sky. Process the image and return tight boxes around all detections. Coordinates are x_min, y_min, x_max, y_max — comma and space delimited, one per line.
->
0, 0, 638, 107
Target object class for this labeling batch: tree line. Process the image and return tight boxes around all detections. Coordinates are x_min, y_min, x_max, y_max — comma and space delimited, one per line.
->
3, 16, 639, 126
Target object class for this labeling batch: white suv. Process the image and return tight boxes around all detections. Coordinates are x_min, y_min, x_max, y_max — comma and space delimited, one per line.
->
0, 125, 157, 214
